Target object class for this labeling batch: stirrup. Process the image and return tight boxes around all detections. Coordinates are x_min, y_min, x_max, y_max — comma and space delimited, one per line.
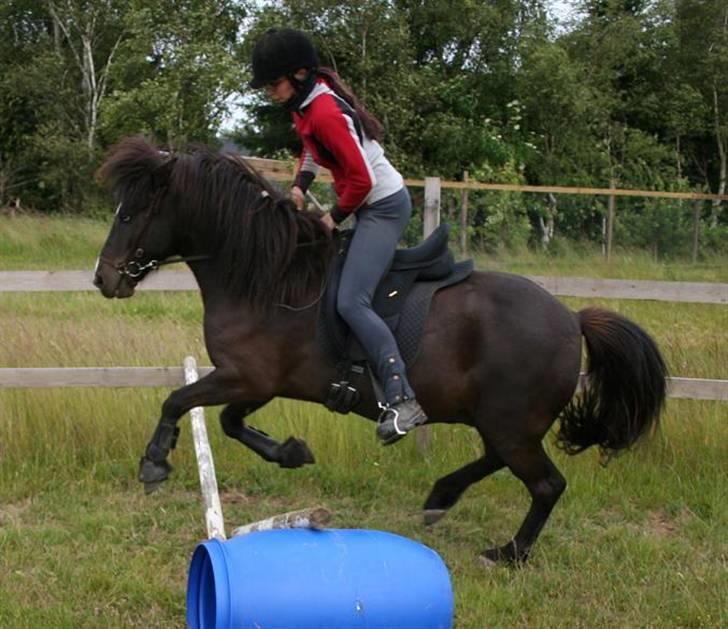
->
377, 405, 407, 436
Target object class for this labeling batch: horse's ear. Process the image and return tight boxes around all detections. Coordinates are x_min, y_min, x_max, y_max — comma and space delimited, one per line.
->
152, 158, 175, 188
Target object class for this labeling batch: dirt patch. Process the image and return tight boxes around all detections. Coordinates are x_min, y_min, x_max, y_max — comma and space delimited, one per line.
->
0, 498, 33, 527
644, 509, 679, 536
220, 490, 251, 505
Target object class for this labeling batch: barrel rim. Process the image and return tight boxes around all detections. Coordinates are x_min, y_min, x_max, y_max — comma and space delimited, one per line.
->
187, 538, 231, 629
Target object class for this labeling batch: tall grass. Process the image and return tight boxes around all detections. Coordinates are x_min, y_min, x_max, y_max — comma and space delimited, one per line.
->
1, 214, 726, 627
470, 240, 728, 282
0, 214, 107, 270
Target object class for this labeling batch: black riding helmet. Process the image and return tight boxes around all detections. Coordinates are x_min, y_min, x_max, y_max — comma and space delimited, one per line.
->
249, 28, 319, 89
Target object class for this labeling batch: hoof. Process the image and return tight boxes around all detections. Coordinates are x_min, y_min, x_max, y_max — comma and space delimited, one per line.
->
277, 437, 315, 469
481, 542, 528, 566
138, 456, 173, 491
478, 555, 498, 569
423, 509, 448, 526
143, 480, 165, 495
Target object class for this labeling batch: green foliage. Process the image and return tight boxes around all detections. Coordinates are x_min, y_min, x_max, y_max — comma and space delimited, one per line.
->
0, 0, 248, 213
100, 0, 247, 147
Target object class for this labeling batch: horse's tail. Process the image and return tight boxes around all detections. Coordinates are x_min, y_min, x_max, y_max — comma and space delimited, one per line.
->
557, 307, 667, 459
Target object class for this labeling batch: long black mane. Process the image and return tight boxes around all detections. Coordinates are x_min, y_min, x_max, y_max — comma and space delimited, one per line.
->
99, 136, 335, 310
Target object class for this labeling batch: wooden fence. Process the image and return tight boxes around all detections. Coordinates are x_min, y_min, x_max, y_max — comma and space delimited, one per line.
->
2, 160, 726, 407
244, 156, 728, 201
1, 271, 726, 400
0, 366, 725, 401
244, 156, 728, 262
2, 271, 726, 304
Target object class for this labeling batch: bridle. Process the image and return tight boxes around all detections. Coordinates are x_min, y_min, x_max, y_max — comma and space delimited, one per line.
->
100, 186, 210, 282
115, 254, 212, 281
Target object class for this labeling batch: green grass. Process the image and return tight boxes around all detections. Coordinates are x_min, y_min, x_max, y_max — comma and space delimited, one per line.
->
1, 214, 726, 628
0, 214, 108, 270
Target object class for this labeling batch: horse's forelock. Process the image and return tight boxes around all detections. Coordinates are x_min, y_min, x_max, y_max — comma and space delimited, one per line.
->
97, 136, 165, 195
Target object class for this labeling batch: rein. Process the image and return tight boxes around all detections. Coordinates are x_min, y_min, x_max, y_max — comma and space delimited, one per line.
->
276, 275, 328, 312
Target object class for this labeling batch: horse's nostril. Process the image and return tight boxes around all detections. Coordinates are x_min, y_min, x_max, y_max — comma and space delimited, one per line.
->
93, 273, 103, 288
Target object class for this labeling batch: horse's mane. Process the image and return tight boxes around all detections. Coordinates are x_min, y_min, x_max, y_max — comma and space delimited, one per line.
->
98, 136, 335, 310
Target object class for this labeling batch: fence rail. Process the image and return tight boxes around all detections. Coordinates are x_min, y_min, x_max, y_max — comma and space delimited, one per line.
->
1, 271, 725, 304
244, 157, 728, 201
0, 366, 725, 401
244, 156, 728, 262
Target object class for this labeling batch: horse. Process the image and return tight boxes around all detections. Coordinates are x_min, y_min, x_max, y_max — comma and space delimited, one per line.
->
93, 136, 668, 565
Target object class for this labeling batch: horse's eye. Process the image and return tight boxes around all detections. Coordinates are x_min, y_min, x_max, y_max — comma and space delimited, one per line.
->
120, 214, 132, 224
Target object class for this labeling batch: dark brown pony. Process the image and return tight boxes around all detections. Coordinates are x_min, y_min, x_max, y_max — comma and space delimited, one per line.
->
94, 136, 667, 565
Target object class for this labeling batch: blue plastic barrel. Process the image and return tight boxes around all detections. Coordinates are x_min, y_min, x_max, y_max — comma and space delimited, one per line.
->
186, 528, 453, 629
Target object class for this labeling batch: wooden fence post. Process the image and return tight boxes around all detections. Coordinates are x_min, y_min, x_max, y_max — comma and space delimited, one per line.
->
606, 179, 616, 262
417, 176, 441, 455
692, 199, 701, 263
460, 171, 469, 255
424, 176, 441, 238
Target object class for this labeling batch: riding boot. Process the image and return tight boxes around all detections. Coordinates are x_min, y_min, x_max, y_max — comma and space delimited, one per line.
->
376, 397, 428, 445
375, 354, 428, 445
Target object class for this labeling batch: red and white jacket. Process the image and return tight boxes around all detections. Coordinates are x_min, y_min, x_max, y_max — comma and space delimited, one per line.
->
292, 80, 403, 222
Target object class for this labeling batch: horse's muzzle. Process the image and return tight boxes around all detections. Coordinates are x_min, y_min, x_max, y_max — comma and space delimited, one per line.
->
93, 263, 136, 299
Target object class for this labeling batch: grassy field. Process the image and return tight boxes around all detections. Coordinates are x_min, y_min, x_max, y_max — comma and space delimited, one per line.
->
1, 214, 726, 628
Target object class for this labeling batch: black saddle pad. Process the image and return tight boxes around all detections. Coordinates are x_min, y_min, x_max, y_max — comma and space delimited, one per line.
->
316, 225, 473, 368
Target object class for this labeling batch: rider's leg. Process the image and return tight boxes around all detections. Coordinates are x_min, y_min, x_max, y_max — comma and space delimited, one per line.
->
336, 188, 427, 443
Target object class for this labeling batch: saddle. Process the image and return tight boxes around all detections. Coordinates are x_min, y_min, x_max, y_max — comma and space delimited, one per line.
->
317, 223, 473, 413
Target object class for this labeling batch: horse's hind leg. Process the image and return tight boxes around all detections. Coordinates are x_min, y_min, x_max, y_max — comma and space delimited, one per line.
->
219, 401, 315, 468
481, 442, 566, 565
423, 447, 504, 525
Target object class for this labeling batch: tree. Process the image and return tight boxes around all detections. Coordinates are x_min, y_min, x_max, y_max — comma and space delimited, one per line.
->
46, 0, 127, 153
0, 0, 249, 212
675, 0, 728, 226
102, 0, 247, 147
517, 39, 593, 243
0, 0, 88, 210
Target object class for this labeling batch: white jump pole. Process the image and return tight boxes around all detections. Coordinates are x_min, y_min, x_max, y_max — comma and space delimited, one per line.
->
184, 356, 226, 540
184, 355, 332, 542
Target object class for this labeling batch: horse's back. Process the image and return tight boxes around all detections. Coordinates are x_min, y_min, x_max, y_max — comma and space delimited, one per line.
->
476, 270, 578, 332
430, 269, 579, 341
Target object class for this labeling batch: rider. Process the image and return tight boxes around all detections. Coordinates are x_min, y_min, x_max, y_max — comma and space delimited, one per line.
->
249, 27, 427, 444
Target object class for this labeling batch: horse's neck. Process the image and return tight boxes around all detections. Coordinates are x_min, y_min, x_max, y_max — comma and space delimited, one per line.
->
187, 259, 237, 310
188, 258, 318, 325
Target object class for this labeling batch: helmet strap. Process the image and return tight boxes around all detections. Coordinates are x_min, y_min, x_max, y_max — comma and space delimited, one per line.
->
284, 68, 318, 112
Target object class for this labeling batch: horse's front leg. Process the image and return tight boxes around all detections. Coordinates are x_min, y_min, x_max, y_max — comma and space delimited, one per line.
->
219, 401, 315, 468
139, 368, 241, 493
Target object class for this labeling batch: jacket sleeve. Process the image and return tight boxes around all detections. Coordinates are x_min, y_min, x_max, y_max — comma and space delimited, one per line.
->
313, 98, 376, 218
293, 148, 319, 193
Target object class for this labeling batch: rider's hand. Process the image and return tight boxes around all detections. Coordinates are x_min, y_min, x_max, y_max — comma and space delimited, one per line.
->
320, 212, 336, 232
290, 185, 305, 210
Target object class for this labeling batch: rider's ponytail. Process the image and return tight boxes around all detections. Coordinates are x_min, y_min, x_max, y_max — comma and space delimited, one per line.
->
317, 67, 384, 142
